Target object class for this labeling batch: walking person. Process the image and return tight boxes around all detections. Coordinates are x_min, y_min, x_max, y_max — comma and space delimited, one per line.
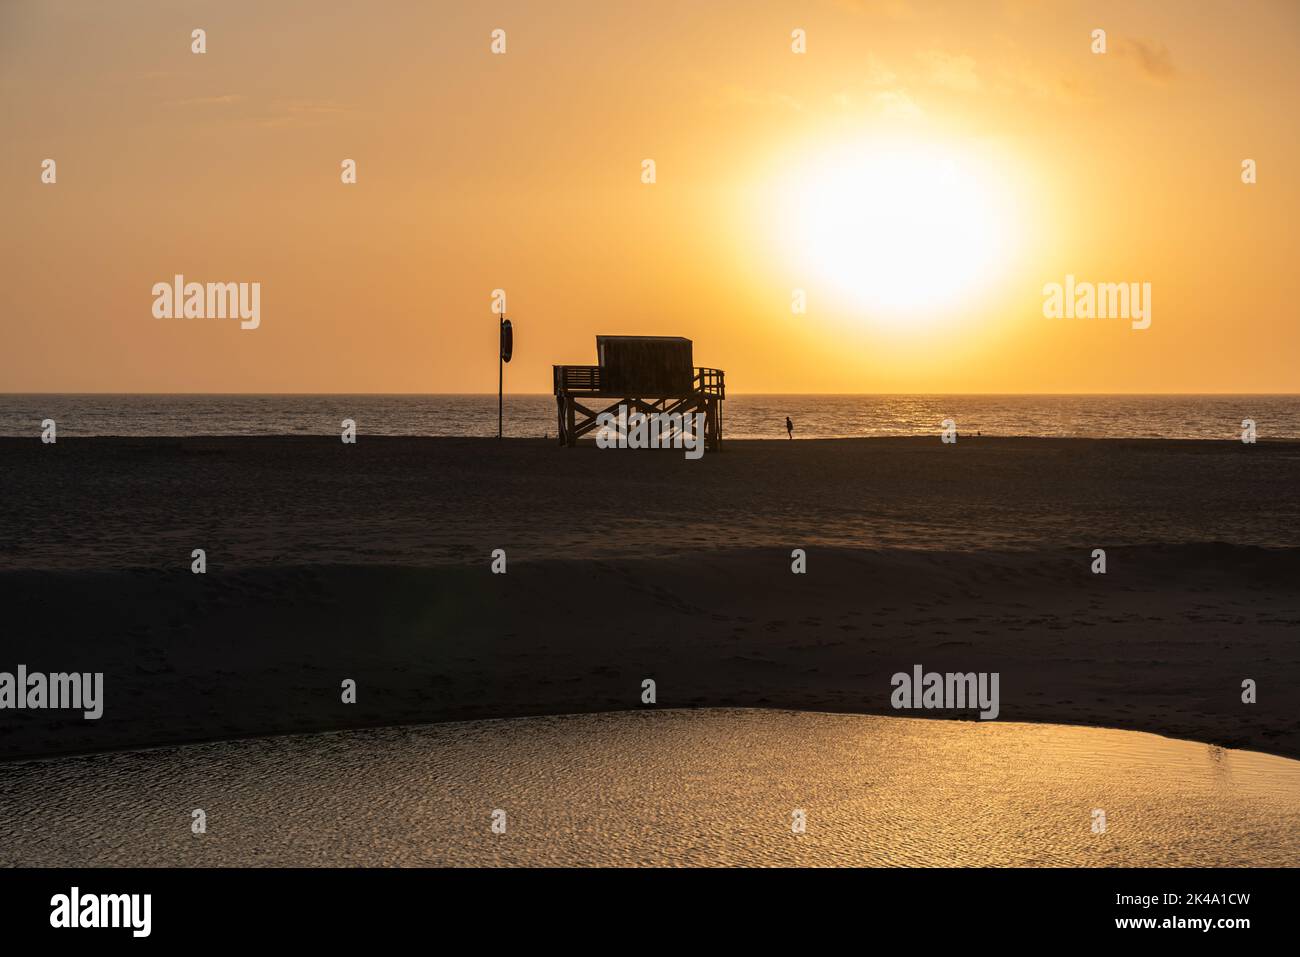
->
786, 416, 794, 440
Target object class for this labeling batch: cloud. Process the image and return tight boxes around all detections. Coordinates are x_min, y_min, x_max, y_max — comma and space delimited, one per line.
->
828, 54, 923, 118
160, 93, 356, 129
989, 62, 1093, 105
916, 50, 982, 93
254, 99, 356, 129
708, 44, 1090, 122
170, 94, 245, 107
869, 89, 924, 118
1120, 39, 1176, 82
861, 53, 899, 88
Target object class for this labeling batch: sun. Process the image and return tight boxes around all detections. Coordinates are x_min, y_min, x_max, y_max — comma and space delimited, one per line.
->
775, 137, 1020, 324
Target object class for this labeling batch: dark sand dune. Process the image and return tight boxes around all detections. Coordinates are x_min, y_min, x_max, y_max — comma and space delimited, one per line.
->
2, 545, 1297, 760
1, 437, 1296, 760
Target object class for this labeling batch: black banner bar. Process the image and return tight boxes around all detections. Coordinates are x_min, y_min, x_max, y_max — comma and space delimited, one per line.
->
0, 867, 1291, 943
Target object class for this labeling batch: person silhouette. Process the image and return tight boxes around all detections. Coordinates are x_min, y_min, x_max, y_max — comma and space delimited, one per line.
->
786, 416, 794, 440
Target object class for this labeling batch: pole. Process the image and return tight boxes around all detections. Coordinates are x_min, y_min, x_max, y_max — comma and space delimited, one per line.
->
498, 315, 503, 440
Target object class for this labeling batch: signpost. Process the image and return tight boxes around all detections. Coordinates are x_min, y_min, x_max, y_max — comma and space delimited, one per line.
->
498, 316, 513, 439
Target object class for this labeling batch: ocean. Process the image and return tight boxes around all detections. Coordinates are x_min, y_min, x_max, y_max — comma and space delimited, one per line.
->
2, 394, 1298, 440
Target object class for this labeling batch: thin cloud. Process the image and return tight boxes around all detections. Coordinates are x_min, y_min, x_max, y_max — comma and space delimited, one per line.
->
869, 89, 923, 118
917, 50, 982, 93
254, 99, 357, 129
170, 94, 245, 107
1120, 39, 1176, 82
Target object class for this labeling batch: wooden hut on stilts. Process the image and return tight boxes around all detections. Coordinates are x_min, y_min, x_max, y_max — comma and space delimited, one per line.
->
552, 336, 725, 450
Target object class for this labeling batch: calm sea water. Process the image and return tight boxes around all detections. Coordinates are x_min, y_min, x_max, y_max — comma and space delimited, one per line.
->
2, 394, 1297, 440
2, 710, 1296, 867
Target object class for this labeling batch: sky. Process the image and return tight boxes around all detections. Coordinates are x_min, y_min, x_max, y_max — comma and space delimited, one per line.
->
2, 0, 1297, 393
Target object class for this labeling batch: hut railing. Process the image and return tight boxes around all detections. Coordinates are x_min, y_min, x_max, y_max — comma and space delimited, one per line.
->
554, 365, 724, 398
554, 365, 603, 393
694, 367, 725, 399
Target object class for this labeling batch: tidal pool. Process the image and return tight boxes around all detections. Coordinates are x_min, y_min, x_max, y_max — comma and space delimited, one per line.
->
1, 709, 1296, 866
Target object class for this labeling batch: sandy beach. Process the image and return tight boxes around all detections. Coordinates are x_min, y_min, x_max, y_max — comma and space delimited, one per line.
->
1, 435, 1297, 760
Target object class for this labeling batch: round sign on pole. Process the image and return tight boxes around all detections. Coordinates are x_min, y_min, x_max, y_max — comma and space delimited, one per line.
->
500, 319, 513, 363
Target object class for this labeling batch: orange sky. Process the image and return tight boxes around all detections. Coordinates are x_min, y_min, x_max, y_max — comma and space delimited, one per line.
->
2, 0, 1297, 393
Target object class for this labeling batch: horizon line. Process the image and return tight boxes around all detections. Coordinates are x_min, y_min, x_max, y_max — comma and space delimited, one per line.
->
5, 391, 1300, 398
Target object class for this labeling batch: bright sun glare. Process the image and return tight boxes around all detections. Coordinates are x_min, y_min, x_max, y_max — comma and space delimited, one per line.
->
779, 139, 1019, 324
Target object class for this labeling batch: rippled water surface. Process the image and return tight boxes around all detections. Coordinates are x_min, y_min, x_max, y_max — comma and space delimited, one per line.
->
2, 710, 1297, 867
